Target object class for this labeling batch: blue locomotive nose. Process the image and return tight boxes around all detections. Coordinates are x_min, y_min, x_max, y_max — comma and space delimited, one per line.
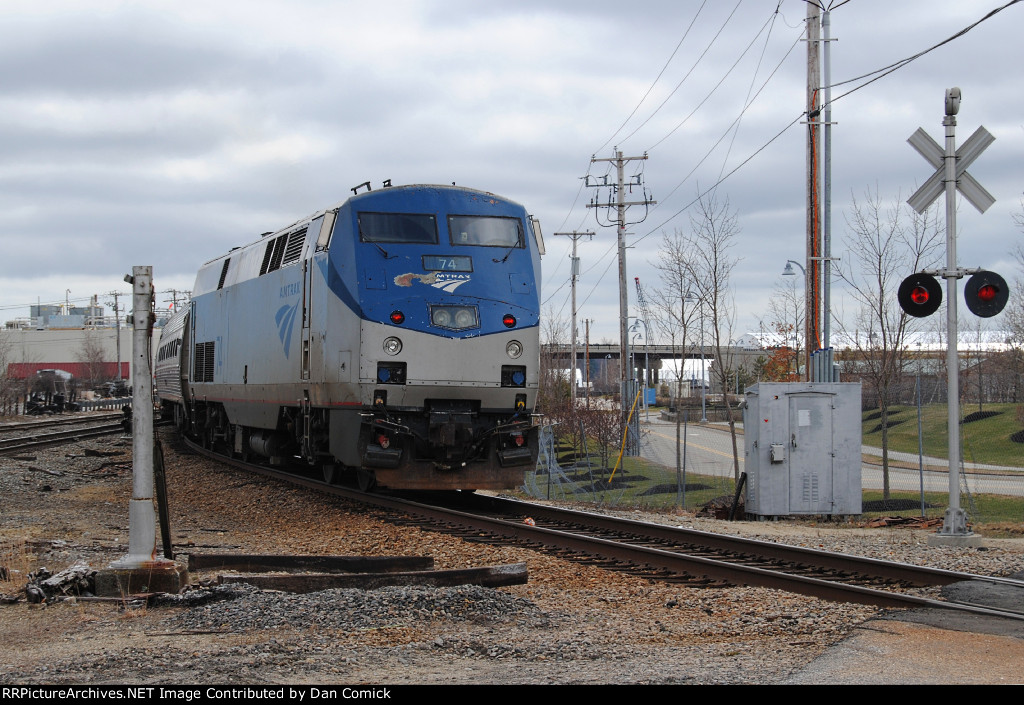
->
175, 183, 540, 492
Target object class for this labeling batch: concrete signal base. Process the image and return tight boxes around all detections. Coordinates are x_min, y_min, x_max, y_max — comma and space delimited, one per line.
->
94, 562, 189, 597
927, 532, 987, 548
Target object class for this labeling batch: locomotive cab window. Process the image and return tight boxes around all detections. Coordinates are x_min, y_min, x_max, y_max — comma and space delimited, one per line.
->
358, 212, 437, 244
447, 215, 522, 248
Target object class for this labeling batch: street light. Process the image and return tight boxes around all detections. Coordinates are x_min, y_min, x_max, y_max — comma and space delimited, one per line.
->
781, 260, 804, 278
629, 317, 650, 420
677, 290, 699, 509
684, 292, 707, 423
781, 260, 806, 379
630, 329, 642, 382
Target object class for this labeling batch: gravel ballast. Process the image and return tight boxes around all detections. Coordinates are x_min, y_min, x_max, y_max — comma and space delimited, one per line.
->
1, 427, 1022, 685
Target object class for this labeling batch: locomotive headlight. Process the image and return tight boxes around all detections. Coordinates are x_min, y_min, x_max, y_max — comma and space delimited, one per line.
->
506, 340, 523, 359
383, 336, 403, 355
432, 308, 453, 327
454, 308, 475, 328
429, 305, 479, 331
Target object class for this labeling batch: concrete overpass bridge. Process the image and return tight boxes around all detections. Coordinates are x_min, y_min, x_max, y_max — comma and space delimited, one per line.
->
542, 342, 766, 389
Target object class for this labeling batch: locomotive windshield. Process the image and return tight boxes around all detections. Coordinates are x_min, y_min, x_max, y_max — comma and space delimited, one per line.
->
358, 212, 438, 244
447, 215, 522, 248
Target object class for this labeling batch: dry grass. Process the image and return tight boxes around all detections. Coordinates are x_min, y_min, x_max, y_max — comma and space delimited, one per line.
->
975, 522, 1024, 539
0, 538, 34, 590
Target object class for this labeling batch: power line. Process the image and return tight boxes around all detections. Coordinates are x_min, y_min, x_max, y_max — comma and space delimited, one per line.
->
827, 0, 1022, 105
593, 0, 710, 155
633, 0, 1019, 247
622, 0, 746, 149
549, 0, 1018, 326
644, 5, 782, 152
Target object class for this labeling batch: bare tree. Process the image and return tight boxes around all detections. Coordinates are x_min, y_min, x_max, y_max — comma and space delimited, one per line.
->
685, 192, 743, 484
764, 277, 806, 379
0, 331, 18, 415
834, 188, 942, 499
77, 330, 108, 390
538, 306, 575, 453
1000, 203, 1024, 402
652, 228, 701, 403
652, 228, 704, 499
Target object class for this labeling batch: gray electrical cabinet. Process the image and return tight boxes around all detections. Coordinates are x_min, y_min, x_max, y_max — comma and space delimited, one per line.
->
743, 382, 862, 518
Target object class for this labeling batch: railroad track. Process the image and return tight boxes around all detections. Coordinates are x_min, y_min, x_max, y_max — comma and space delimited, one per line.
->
179, 433, 1024, 622
0, 413, 127, 454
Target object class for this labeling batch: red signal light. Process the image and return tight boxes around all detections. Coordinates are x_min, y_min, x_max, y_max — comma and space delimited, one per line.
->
390, 310, 405, 325
964, 271, 1008, 318
898, 274, 942, 318
977, 284, 997, 302
502, 314, 516, 328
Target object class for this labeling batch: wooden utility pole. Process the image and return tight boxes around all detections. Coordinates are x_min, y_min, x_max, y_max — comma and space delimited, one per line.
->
586, 150, 654, 442
805, 1, 821, 379
106, 291, 123, 382
554, 231, 593, 403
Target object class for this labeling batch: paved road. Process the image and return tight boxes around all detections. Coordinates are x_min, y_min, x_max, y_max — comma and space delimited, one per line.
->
640, 419, 1024, 498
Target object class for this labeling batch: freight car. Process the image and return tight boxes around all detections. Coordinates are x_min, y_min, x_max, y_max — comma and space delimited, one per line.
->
155, 183, 543, 490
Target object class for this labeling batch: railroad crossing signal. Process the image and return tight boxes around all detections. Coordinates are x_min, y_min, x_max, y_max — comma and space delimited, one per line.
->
904, 94, 1008, 321
898, 273, 942, 318
907, 124, 995, 214
964, 270, 1009, 318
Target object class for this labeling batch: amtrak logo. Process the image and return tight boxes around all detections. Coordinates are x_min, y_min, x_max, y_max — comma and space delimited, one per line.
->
431, 274, 470, 293
275, 302, 299, 357
394, 272, 470, 293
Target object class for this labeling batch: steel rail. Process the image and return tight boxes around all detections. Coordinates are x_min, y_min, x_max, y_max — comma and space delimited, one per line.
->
466, 494, 1024, 589
178, 435, 1024, 621
0, 422, 127, 454
0, 411, 122, 431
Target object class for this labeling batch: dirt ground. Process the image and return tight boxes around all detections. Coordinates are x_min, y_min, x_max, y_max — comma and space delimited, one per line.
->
2, 431, 1023, 685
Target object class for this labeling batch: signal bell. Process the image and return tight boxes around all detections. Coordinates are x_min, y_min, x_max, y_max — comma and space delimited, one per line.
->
964, 270, 1009, 318
898, 273, 942, 318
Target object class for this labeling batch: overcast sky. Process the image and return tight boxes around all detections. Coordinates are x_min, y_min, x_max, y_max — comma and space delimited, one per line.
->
2, 0, 1021, 346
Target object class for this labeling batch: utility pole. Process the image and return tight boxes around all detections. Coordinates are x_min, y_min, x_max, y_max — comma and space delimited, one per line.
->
554, 231, 593, 404
634, 276, 655, 420
106, 291, 123, 382
162, 289, 191, 312
586, 149, 655, 445
584, 319, 592, 409
821, 6, 834, 354
804, 1, 821, 380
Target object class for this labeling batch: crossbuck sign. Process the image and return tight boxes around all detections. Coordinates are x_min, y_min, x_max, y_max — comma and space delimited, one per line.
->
907, 124, 995, 214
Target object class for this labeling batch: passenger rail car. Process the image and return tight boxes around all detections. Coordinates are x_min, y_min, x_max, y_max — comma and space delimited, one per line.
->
155, 183, 543, 490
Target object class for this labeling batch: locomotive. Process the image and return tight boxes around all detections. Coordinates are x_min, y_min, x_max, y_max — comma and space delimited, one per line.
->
154, 183, 543, 490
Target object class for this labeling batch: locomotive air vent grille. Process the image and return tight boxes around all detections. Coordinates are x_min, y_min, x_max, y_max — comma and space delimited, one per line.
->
194, 341, 215, 382
259, 241, 275, 275
217, 258, 231, 290
268, 234, 288, 272
281, 229, 307, 266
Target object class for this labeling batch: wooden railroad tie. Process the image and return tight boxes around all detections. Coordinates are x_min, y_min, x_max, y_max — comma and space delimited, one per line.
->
187, 553, 528, 593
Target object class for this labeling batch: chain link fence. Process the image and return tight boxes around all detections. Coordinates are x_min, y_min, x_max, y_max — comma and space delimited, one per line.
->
523, 405, 1024, 526
524, 410, 744, 515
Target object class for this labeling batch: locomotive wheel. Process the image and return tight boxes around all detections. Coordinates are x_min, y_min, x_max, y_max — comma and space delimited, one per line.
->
356, 466, 377, 492
322, 464, 337, 485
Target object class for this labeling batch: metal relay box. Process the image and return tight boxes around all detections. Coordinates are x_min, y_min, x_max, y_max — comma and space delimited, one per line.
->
742, 382, 862, 517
